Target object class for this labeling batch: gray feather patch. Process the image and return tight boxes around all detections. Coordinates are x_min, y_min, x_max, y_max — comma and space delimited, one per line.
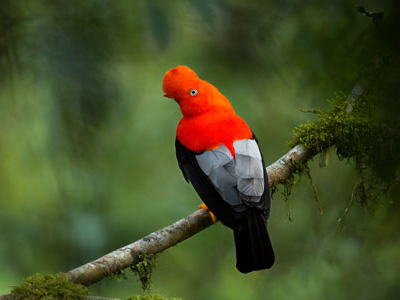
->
239, 194, 262, 204
218, 186, 242, 206
233, 139, 262, 159
235, 154, 264, 179
238, 178, 264, 197
208, 166, 237, 190
196, 139, 265, 208
234, 140, 264, 180
196, 144, 233, 175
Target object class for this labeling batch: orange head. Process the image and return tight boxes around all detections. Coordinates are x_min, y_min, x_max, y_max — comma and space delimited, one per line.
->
162, 65, 234, 118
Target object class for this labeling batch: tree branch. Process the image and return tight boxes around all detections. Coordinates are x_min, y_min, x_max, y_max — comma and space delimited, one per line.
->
66, 209, 214, 285
65, 144, 311, 286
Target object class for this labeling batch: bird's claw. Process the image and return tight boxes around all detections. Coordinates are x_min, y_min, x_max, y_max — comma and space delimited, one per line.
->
198, 203, 217, 224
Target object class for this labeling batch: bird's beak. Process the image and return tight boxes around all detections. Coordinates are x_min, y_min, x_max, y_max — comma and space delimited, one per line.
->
164, 92, 176, 100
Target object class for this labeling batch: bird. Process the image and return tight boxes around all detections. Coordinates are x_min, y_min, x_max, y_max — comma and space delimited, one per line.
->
162, 65, 274, 273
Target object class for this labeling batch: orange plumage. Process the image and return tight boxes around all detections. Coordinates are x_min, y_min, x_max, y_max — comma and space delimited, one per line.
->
162, 65, 252, 156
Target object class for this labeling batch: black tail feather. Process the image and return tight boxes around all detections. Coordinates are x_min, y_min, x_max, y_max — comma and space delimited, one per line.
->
234, 210, 275, 273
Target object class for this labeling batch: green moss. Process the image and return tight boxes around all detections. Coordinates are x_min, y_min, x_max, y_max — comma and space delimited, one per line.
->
289, 92, 371, 157
10, 273, 89, 300
130, 254, 157, 292
108, 269, 129, 280
284, 92, 400, 213
271, 158, 322, 219
126, 294, 181, 300
108, 253, 158, 292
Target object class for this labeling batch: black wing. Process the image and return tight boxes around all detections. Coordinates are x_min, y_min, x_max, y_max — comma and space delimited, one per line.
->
175, 137, 270, 229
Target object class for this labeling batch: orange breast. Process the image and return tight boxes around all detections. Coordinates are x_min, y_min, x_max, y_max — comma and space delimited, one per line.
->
176, 112, 253, 156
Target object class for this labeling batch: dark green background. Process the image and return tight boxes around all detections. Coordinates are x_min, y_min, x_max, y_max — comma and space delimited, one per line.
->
1, 0, 399, 299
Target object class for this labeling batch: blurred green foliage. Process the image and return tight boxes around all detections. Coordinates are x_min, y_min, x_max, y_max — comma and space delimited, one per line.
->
0, 0, 399, 299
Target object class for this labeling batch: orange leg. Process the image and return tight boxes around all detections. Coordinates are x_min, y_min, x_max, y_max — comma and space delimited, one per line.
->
198, 203, 217, 224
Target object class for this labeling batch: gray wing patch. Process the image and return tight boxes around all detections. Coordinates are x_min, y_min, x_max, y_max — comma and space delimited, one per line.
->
196, 145, 241, 207
234, 139, 262, 159
196, 139, 265, 208
235, 154, 264, 178
196, 144, 233, 175
234, 139, 265, 203
234, 139, 263, 179
238, 178, 264, 196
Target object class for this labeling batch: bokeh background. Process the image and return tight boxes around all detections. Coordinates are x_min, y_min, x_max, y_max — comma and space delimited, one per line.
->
1, 0, 399, 299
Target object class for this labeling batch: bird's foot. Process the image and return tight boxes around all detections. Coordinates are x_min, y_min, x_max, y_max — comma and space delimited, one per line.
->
198, 203, 217, 224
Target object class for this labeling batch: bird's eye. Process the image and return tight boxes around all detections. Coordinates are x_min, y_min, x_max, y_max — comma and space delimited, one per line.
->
190, 89, 198, 96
